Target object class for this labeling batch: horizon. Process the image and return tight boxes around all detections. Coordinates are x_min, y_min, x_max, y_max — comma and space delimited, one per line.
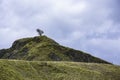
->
0, 0, 120, 65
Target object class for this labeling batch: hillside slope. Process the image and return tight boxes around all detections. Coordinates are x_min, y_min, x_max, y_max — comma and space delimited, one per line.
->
0, 60, 119, 80
0, 36, 110, 64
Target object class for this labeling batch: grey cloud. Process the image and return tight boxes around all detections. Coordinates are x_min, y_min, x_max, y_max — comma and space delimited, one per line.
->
110, 0, 120, 23
0, 0, 120, 64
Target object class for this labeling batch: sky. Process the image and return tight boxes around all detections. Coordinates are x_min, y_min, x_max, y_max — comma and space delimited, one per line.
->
0, 0, 120, 65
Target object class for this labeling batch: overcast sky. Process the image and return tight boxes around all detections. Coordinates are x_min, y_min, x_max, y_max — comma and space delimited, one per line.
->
0, 0, 120, 65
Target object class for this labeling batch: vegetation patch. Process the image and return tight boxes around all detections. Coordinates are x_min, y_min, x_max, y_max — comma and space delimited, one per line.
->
0, 36, 111, 64
0, 60, 119, 80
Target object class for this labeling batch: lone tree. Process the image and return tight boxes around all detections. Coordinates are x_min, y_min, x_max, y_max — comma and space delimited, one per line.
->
36, 29, 44, 36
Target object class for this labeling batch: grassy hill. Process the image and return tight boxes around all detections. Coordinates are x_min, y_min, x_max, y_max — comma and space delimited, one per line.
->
0, 60, 120, 80
0, 36, 110, 64
0, 35, 119, 80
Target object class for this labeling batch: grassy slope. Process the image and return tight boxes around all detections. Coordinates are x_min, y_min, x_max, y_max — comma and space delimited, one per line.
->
0, 36, 110, 64
0, 59, 120, 80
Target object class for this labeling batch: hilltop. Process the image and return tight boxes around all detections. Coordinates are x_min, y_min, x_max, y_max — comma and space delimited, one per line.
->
0, 35, 110, 64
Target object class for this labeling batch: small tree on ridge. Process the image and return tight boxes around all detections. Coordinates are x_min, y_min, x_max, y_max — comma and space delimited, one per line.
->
36, 29, 44, 36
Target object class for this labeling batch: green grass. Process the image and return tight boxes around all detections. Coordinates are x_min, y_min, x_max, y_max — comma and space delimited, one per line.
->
0, 59, 119, 80
0, 35, 118, 80
0, 36, 110, 64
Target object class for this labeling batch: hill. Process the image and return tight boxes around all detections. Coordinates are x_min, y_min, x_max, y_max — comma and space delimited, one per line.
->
0, 35, 110, 64
0, 60, 120, 80
0, 35, 119, 80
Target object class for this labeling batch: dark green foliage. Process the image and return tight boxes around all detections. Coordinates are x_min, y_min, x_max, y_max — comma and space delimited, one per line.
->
48, 52, 62, 61
64, 49, 109, 63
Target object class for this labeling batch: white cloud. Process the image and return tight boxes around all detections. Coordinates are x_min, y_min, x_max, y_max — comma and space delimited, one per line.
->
0, 0, 120, 64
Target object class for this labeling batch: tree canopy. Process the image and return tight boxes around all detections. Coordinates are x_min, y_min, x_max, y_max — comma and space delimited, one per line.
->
36, 29, 44, 36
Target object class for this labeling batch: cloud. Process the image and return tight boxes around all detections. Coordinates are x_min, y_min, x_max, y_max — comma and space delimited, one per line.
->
84, 38, 120, 64
0, 0, 120, 64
